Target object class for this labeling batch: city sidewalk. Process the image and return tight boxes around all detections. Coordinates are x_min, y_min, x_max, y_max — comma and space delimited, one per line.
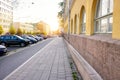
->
4, 37, 73, 80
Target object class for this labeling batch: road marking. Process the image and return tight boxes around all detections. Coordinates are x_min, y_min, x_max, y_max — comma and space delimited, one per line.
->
3, 38, 55, 80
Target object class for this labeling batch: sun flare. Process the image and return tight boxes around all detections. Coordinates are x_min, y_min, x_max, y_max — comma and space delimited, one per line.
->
50, 26, 59, 31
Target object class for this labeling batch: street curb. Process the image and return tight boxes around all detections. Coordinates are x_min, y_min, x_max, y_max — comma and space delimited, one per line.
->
7, 39, 46, 55
64, 39, 103, 80
0, 39, 52, 60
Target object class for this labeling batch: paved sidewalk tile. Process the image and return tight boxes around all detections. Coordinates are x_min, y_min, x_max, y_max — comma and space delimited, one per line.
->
4, 37, 73, 80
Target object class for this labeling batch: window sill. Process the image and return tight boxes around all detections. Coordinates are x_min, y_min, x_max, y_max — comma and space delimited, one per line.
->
87, 34, 120, 45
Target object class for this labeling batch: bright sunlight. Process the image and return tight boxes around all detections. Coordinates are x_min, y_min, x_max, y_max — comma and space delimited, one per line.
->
13, 0, 62, 30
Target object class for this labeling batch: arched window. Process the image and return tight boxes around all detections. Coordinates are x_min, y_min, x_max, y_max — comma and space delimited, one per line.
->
74, 15, 77, 34
95, 0, 113, 33
81, 9, 86, 33
71, 19, 73, 33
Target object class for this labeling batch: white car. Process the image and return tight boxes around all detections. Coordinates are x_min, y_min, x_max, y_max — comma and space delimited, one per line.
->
0, 45, 7, 55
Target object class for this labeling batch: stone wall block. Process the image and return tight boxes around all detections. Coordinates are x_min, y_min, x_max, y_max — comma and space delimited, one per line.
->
64, 34, 120, 80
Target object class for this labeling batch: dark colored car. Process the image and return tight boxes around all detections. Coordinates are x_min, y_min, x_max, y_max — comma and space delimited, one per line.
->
28, 35, 39, 41
37, 34, 47, 39
35, 35, 43, 41
0, 35, 30, 47
0, 45, 7, 55
21, 35, 37, 44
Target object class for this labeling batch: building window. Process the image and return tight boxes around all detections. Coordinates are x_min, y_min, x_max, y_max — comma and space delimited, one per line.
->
74, 15, 77, 34
71, 19, 73, 34
95, 0, 113, 33
81, 9, 86, 33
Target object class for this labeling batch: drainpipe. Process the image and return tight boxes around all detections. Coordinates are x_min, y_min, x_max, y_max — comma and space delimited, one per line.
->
68, 0, 70, 40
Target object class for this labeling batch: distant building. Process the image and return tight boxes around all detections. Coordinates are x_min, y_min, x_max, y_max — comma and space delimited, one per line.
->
36, 21, 51, 35
13, 22, 34, 34
0, 0, 13, 33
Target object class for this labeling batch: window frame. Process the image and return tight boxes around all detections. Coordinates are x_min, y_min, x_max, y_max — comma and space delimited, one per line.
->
95, 0, 113, 33
81, 9, 86, 33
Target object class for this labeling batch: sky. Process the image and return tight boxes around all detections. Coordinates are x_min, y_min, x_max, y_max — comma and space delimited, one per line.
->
13, 0, 63, 31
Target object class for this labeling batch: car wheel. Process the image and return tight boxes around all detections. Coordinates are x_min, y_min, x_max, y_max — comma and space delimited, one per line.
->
4, 48, 7, 52
20, 43, 25, 47
3, 49, 7, 55
1, 42, 6, 46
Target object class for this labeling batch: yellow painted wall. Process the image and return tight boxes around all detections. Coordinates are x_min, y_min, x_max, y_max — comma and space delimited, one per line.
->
64, 18, 68, 33
70, 0, 86, 34
112, 0, 120, 39
64, 0, 120, 39
86, 0, 97, 35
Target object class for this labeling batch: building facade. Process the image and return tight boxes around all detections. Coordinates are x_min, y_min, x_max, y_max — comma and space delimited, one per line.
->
13, 22, 35, 34
63, 0, 120, 80
36, 21, 51, 35
0, 0, 13, 33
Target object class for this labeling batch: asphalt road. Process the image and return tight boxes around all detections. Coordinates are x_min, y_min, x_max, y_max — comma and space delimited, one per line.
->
0, 38, 53, 80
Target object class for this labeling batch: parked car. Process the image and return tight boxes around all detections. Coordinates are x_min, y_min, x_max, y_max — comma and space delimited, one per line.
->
35, 35, 43, 41
37, 34, 47, 39
28, 35, 39, 41
21, 35, 37, 44
0, 35, 30, 47
0, 45, 7, 55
